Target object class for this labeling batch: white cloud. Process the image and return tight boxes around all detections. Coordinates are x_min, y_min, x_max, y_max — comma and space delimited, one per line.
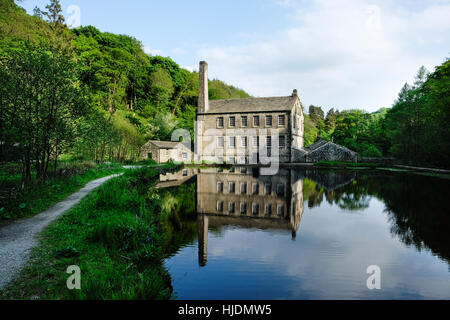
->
144, 45, 164, 56
196, 0, 450, 112
181, 65, 195, 72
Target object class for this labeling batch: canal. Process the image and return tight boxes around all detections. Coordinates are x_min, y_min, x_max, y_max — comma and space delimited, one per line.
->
158, 167, 450, 299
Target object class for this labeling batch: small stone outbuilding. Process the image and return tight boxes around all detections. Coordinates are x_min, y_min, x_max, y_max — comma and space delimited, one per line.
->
140, 140, 193, 164
292, 135, 357, 163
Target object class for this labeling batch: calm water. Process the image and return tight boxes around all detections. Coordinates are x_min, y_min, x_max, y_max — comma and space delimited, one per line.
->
159, 167, 450, 300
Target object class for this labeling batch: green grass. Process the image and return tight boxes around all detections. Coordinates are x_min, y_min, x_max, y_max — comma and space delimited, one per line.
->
0, 162, 126, 221
0, 163, 182, 300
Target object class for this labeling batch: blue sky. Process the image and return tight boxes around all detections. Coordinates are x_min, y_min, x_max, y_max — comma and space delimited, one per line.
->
19, 0, 450, 112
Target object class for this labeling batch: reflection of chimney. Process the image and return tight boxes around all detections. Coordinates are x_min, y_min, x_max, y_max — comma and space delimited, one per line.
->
198, 214, 208, 267
198, 61, 209, 114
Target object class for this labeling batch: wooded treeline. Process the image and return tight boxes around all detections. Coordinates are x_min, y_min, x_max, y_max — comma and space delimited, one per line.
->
305, 62, 450, 168
0, 0, 249, 180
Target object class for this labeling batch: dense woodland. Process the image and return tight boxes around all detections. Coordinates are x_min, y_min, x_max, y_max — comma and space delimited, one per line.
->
1, 0, 449, 184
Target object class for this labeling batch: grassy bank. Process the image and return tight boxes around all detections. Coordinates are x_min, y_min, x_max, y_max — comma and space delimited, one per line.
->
0, 162, 125, 221
0, 163, 187, 300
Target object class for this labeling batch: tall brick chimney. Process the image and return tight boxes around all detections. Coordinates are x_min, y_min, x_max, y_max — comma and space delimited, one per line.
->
198, 61, 209, 114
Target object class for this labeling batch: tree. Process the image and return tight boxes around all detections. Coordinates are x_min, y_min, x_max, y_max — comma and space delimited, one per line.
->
42, 0, 65, 27
0, 43, 88, 181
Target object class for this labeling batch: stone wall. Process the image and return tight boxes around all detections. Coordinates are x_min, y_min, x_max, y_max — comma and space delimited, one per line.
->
307, 142, 357, 163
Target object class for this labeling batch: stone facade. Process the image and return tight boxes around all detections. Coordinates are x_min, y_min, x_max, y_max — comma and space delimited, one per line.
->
195, 167, 304, 265
140, 140, 193, 164
196, 61, 304, 164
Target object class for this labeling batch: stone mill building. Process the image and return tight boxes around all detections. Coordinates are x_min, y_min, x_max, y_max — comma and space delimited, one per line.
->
195, 61, 305, 164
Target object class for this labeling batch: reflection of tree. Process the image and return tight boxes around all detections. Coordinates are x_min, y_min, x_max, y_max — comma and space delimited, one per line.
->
379, 174, 450, 264
303, 175, 371, 211
303, 171, 450, 264
149, 182, 198, 258
336, 194, 370, 211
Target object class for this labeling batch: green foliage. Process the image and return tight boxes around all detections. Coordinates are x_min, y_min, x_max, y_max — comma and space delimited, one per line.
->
384, 62, 450, 167
0, 165, 195, 300
0, 41, 89, 180
0, 1, 250, 169
0, 161, 123, 221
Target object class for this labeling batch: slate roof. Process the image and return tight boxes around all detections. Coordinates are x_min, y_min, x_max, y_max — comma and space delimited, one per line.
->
204, 96, 298, 114
305, 139, 329, 151
305, 139, 357, 155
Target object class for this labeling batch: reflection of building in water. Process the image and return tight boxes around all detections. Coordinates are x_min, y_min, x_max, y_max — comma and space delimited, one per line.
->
196, 167, 304, 266
155, 168, 196, 189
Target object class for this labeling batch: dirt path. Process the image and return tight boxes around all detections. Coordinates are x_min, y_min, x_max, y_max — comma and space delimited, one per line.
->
0, 174, 122, 290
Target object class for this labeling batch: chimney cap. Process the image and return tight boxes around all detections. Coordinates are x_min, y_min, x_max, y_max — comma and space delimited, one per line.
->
200, 61, 208, 66
292, 89, 298, 97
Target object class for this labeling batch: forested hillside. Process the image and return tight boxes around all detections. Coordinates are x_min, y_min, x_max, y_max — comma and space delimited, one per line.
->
0, 0, 249, 177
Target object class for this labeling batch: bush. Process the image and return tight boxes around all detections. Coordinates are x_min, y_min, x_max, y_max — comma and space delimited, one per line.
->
360, 144, 383, 158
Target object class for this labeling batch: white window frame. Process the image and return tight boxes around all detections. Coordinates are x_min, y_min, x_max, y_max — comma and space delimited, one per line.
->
253, 116, 260, 127
279, 135, 286, 148
217, 136, 224, 148
241, 136, 248, 148
217, 117, 224, 128
241, 116, 248, 127
266, 115, 273, 127
278, 115, 286, 127
229, 116, 236, 128
229, 136, 236, 148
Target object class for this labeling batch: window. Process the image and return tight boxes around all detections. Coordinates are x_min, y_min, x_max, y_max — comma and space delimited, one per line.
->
217, 182, 224, 193
182, 169, 188, 177
217, 157, 224, 164
217, 136, 224, 148
253, 116, 260, 127
229, 116, 236, 127
147, 153, 152, 159
278, 115, 285, 127
241, 182, 247, 194
229, 202, 235, 214
266, 115, 273, 127
277, 204, 285, 216
229, 167, 235, 173
240, 166, 247, 173
253, 136, 260, 147
252, 203, 259, 215
265, 204, 272, 216
217, 201, 224, 212
265, 183, 272, 195
229, 182, 236, 193
279, 136, 286, 148
240, 203, 247, 215
293, 114, 297, 129
217, 117, 224, 128
241, 116, 248, 127
266, 136, 272, 148
229, 136, 236, 148
228, 157, 236, 164
252, 183, 259, 195
182, 152, 188, 159
277, 183, 285, 196
241, 136, 248, 148
266, 136, 272, 157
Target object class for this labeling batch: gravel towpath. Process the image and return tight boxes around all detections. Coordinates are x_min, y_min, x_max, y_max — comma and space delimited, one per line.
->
0, 174, 122, 290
